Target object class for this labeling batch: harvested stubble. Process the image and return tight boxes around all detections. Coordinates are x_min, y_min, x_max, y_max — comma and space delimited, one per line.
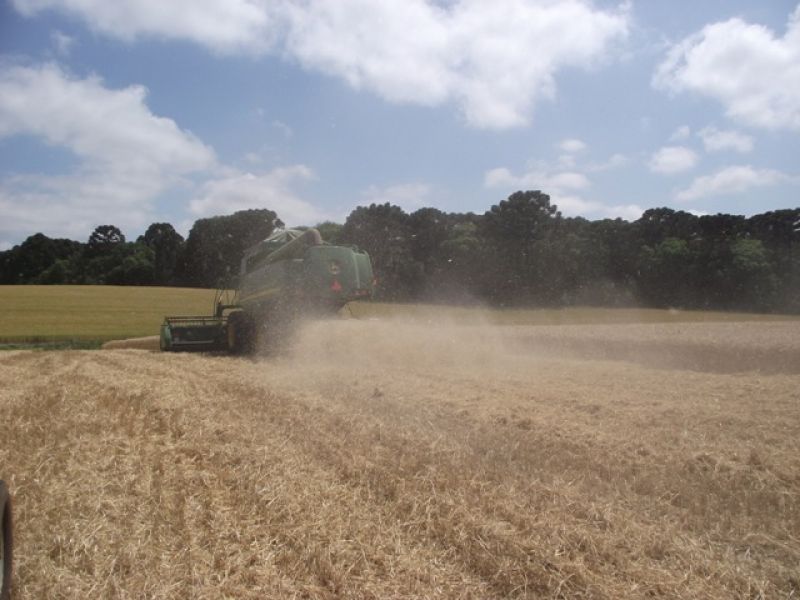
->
1, 318, 799, 598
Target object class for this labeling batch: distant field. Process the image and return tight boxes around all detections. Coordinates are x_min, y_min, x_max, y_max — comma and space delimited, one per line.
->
0, 285, 220, 344
1, 285, 798, 346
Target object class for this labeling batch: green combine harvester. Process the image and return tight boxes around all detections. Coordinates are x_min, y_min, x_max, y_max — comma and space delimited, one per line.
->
160, 228, 374, 353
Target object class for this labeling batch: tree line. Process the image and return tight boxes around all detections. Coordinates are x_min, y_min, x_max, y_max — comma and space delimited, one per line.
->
2, 191, 798, 313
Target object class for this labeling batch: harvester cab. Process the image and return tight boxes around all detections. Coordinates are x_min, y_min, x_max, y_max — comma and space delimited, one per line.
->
160, 228, 374, 353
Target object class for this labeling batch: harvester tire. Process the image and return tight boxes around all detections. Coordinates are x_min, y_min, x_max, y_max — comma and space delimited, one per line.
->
227, 311, 253, 355
0, 480, 12, 600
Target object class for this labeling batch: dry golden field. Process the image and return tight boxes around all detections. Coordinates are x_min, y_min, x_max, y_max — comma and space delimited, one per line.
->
2, 316, 799, 598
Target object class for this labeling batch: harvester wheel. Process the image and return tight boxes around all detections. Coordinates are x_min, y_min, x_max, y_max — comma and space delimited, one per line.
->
226, 311, 253, 354
0, 480, 12, 600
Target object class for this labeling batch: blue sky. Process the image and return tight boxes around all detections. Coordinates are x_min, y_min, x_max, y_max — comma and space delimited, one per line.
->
1, 0, 799, 248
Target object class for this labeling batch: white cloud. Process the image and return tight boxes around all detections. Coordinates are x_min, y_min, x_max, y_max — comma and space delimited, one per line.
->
13, 0, 629, 129
0, 170, 167, 243
0, 63, 214, 173
286, 1, 629, 129
50, 30, 75, 56
189, 166, 327, 226
648, 145, 698, 174
0, 63, 215, 241
557, 138, 587, 153
669, 125, 690, 141
361, 182, 433, 213
13, 0, 277, 54
484, 167, 516, 188
654, 6, 800, 131
697, 126, 754, 153
485, 167, 590, 191
676, 165, 791, 202
554, 195, 643, 221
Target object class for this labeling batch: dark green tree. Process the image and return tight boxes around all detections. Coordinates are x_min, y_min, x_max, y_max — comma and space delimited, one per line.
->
315, 221, 344, 245
105, 243, 156, 285
746, 209, 800, 311
587, 218, 639, 303
86, 225, 125, 258
636, 238, 694, 307
436, 220, 486, 301
0, 233, 82, 284
636, 208, 699, 247
727, 238, 777, 310
138, 223, 185, 285
35, 258, 71, 284
481, 190, 561, 304
341, 203, 418, 300
182, 209, 283, 287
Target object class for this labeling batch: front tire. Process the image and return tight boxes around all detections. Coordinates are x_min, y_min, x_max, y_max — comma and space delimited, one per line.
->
226, 311, 253, 354
0, 480, 12, 600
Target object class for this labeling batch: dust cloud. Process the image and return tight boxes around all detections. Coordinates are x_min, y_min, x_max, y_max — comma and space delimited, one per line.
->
281, 313, 800, 375
286, 317, 519, 373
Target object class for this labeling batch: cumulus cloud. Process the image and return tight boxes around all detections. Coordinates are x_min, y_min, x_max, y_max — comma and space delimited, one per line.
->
485, 167, 590, 191
13, 0, 277, 54
557, 138, 587, 153
554, 195, 643, 221
189, 166, 327, 226
676, 165, 791, 202
361, 182, 433, 213
287, 1, 629, 128
13, 0, 629, 129
648, 145, 698, 174
0, 63, 214, 173
0, 63, 215, 240
697, 126, 754, 153
0, 170, 166, 244
654, 6, 800, 130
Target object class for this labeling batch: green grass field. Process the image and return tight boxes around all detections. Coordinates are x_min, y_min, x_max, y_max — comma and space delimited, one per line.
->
1, 285, 797, 348
0, 285, 220, 345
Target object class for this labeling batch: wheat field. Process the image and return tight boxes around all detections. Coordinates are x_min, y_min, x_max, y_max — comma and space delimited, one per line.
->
0, 285, 219, 344
1, 316, 799, 598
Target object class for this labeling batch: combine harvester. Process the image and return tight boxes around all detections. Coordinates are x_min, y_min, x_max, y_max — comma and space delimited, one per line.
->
160, 228, 374, 353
